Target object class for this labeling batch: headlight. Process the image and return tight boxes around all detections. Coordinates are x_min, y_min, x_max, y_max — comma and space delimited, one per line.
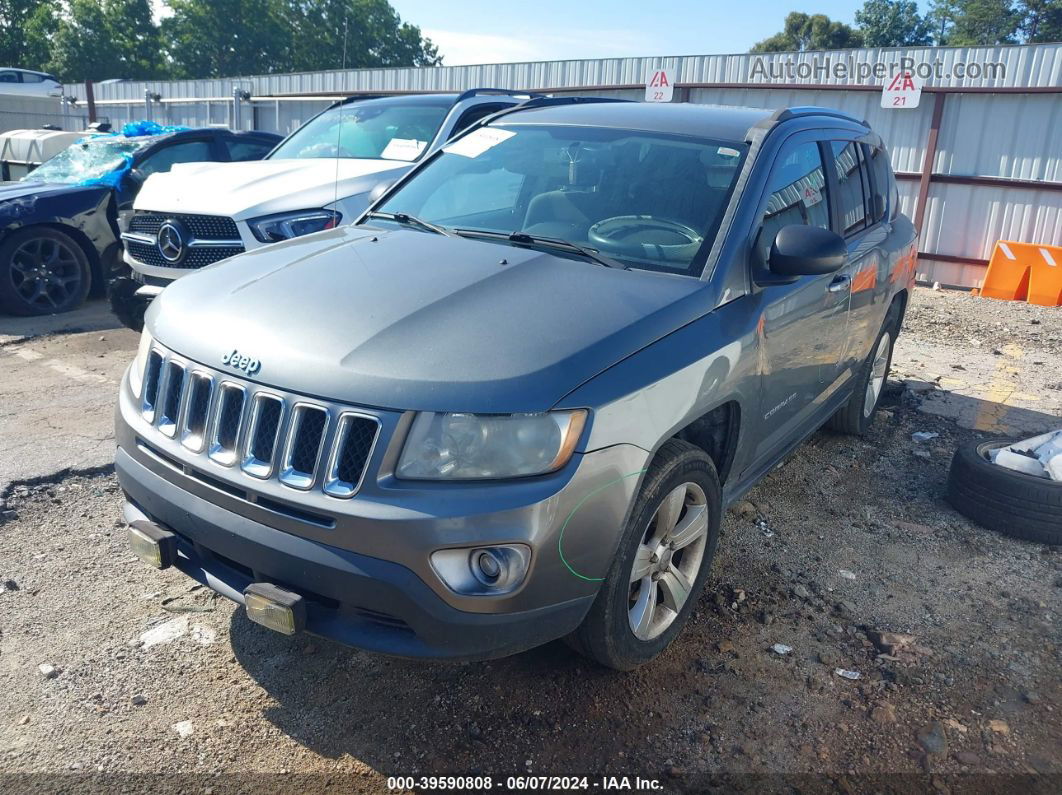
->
247, 209, 341, 243
129, 329, 153, 398
397, 410, 587, 480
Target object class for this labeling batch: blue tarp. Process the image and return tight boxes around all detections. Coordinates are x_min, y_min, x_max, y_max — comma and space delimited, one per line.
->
73, 120, 191, 188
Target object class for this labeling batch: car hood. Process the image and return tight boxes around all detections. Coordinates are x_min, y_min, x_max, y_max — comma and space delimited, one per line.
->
0, 181, 99, 201
149, 226, 713, 413
134, 158, 410, 220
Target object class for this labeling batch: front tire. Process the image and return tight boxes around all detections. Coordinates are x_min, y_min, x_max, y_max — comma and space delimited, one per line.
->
568, 439, 722, 670
0, 227, 91, 316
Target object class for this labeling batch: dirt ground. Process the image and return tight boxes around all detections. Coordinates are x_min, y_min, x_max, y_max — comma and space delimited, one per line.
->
0, 287, 1060, 793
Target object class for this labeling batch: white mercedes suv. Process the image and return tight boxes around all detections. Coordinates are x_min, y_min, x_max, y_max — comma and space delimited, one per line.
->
121, 90, 535, 306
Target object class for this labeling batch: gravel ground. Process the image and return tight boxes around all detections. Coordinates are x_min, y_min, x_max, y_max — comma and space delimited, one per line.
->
1, 288, 1060, 793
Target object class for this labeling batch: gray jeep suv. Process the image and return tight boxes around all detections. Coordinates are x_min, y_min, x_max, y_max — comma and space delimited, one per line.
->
115, 98, 916, 669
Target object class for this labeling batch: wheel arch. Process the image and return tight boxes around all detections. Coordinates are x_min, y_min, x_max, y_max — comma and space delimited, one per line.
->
664, 400, 741, 486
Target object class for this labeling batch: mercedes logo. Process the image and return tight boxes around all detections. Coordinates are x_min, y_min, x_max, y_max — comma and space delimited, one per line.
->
157, 220, 185, 263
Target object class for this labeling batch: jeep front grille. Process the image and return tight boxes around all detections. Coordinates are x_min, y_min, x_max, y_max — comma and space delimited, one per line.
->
138, 347, 381, 499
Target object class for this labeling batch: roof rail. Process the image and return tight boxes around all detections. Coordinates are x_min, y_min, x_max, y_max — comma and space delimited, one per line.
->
475, 94, 633, 126
455, 87, 546, 102
329, 94, 389, 109
746, 105, 868, 141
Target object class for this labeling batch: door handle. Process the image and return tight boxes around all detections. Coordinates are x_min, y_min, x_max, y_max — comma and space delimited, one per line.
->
828, 274, 852, 293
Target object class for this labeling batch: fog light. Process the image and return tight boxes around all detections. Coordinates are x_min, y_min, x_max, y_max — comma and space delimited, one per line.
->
128, 520, 176, 569
431, 544, 531, 596
243, 583, 306, 635
474, 549, 502, 582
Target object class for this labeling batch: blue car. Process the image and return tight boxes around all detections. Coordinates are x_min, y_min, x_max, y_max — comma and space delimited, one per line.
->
0, 123, 279, 318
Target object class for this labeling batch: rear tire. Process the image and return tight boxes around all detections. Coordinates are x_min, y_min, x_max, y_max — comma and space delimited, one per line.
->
947, 439, 1062, 545
568, 439, 722, 670
827, 304, 899, 436
0, 227, 91, 316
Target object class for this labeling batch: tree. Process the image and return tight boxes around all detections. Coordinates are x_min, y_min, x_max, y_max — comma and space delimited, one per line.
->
0, 0, 53, 70
1016, 0, 1062, 42
162, 0, 292, 78
856, 0, 934, 46
47, 0, 167, 81
945, 0, 1022, 44
286, 0, 440, 72
750, 12, 864, 53
927, 0, 963, 42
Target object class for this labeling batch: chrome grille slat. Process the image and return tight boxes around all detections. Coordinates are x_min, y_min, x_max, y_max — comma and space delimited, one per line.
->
179, 372, 214, 452
137, 344, 381, 499
323, 413, 381, 498
157, 360, 186, 437
141, 349, 164, 422
208, 383, 246, 466
279, 404, 329, 490
241, 394, 284, 479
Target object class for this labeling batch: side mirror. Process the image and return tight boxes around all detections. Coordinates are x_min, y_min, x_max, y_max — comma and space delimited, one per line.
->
367, 176, 399, 205
124, 168, 146, 189
768, 225, 846, 277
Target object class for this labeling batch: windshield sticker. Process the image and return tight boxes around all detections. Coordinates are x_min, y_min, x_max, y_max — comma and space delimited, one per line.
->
381, 138, 427, 161
717, 146, 740, 158
443, 128, 516, 158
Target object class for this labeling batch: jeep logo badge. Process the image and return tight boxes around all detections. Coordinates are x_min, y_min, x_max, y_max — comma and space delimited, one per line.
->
222, 349, 261, 376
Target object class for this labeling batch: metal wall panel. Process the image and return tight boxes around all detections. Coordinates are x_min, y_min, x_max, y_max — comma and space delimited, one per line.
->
934, 93, 1061, 181
42, 42, 1062, 289
920, 182, 1062, 259
69, 43, 1062, 102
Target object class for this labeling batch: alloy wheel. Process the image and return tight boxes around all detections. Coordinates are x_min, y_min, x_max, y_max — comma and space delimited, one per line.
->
9, 236, 83, 312
628, 481, 709, 641
863, 332, 891, 418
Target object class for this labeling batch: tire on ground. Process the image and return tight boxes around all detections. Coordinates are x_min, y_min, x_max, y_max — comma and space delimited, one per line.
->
826, 301, 901, 436
0, 226, 92, 316
567, 438, 722, 670
108, 276, 146, 331
946, 439, 1062, 545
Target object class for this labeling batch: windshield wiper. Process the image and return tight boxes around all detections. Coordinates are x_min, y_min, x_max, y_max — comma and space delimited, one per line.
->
363, 210, 453, 237
453, 228, 628, 269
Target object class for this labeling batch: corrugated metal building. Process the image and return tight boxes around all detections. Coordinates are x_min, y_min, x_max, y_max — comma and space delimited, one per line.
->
20, 43, 1062, 287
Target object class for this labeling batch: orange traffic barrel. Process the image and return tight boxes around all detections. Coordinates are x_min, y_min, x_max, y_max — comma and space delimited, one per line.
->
981, 241, 1062, 307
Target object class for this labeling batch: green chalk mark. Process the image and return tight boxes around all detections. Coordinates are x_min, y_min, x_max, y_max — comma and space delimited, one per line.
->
558, 469, 647, 582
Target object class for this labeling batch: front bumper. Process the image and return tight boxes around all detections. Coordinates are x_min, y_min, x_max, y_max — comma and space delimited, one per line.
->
118, 447, 594, 660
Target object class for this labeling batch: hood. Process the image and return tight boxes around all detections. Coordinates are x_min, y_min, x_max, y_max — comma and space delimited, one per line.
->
134, 158, 410, 219
149, 226, 713, 413
0, 181, 99, 202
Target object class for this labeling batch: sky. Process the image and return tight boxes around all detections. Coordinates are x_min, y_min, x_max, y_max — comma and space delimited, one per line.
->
390, 1, 901, 65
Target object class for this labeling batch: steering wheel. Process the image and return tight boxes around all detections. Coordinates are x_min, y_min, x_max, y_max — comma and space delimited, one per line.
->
588, 215, 703, 262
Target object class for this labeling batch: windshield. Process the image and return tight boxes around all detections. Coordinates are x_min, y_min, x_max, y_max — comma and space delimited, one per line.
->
269, 101, 450, 162
370, 124, 747, 275
23, 138, 149, 185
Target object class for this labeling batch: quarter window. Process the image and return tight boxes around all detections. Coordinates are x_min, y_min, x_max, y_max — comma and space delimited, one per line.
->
756, 141, 830, 264
224, 138, 274, 162
867, 145, 895, 223
831, 141, 868, 236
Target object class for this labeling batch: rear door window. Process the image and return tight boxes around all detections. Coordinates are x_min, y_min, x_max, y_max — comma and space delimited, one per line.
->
830, 141, 868, 237
137, 140, 215, 177
755, 140, 830, 265
224, 138, 275, 162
